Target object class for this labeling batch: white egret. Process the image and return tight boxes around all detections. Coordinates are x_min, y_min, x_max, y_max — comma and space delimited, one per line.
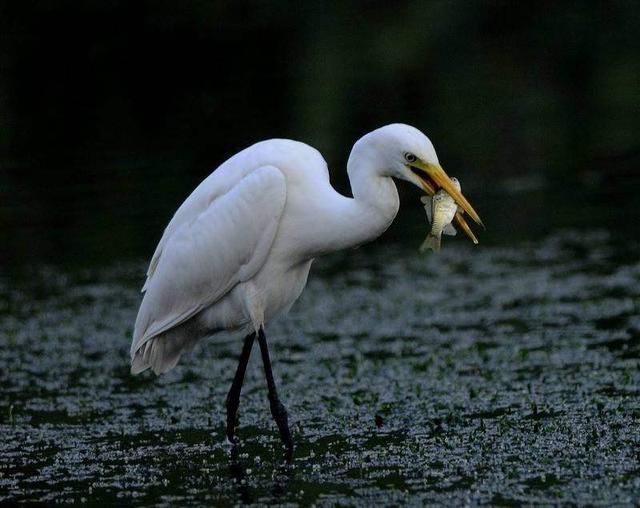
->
130, 123, 482, 455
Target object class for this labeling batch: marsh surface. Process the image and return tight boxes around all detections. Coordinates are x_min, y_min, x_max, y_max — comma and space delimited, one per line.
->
1, 225, 640, 505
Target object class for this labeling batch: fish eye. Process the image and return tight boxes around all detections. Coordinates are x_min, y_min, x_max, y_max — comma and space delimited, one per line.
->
404, 152, 417, 163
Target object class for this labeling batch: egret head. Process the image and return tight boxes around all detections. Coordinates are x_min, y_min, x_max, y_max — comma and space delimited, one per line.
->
354, 123, 483, 229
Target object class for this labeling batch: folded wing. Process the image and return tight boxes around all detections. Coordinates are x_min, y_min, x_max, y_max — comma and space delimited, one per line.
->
131, 165, 287, 360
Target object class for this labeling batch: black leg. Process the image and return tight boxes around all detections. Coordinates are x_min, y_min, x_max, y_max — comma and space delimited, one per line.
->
257, 327, 294, 457
225, 331, 256, 443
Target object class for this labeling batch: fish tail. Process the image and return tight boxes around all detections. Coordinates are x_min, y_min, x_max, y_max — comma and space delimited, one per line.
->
420, 233, 441, 253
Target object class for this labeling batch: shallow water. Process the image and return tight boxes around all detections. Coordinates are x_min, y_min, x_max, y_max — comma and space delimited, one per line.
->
1, 228, 640, 505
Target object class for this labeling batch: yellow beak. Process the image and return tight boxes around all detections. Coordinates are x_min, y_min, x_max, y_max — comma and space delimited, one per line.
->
410, 160, 484, 242
453, 212, 479, 244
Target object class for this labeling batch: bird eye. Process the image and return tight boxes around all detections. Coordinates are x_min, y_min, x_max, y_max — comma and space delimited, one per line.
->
404, 152, 417, 163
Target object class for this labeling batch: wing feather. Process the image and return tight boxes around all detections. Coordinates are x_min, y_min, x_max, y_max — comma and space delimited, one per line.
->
142, 164, 248, 292
131, 165, 287, 356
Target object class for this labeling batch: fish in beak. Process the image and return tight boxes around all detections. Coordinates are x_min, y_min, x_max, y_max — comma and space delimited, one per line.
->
409, 159, 483, 243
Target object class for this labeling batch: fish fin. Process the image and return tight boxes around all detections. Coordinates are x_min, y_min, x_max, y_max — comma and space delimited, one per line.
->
443, 224, 457, 236
421, 196, 433, 223
419, 233, 441, 253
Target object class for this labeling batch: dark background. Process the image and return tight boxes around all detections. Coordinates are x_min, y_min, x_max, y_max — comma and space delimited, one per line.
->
1, 0, 639, 267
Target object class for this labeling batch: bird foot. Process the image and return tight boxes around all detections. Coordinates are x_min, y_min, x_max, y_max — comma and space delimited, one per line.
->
270, 398, 294, 457
226, 414, 239, 444
225, 399, 240, 444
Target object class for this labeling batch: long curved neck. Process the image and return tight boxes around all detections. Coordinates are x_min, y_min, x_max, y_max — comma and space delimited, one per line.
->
304, 146, 400, 257
345, 150, 400, 244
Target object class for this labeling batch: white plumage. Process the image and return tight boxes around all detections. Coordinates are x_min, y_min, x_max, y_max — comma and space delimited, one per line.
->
130, 124, 481, 378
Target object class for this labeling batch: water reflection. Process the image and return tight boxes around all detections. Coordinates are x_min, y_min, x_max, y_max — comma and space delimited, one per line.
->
227, 443, 293, 504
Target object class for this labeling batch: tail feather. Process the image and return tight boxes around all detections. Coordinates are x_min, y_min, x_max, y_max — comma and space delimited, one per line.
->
130, 350, 150, 375
420, 233, 441, 253
130, 320, 202, 375
131, 337, 182, 375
